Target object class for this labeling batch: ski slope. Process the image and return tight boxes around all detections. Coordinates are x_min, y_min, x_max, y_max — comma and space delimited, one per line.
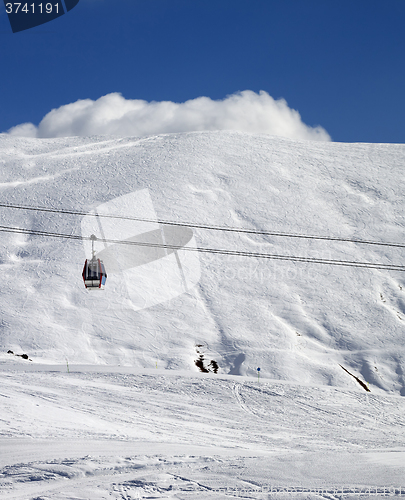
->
0, 131, 405, 498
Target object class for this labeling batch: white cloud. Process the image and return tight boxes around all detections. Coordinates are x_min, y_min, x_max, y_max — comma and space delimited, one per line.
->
7, 90, 331, 141
7, 122, 38, 138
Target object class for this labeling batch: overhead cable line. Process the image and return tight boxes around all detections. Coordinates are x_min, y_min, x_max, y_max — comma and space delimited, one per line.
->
0, 202, 404, 249
0, 224, 403, 272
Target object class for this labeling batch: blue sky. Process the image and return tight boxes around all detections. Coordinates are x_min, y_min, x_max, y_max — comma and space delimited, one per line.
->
1, 0, 404, 143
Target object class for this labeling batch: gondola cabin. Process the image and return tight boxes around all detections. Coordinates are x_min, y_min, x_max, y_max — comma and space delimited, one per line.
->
82, 258, 107, 290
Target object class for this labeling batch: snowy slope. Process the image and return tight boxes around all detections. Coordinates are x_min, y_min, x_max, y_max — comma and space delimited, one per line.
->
1, 366, 405, 499
1, 131, 405, 499
0, 131, 404, 392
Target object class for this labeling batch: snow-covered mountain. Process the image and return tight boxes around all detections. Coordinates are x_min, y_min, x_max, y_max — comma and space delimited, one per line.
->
1, 131, 404, 392
1, 131, 405, 499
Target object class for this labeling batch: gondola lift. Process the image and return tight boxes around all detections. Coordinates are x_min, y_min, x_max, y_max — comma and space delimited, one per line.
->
82, 234, 107, 290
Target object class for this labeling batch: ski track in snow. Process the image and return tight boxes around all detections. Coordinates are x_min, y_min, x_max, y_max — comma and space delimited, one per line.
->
1, 368, 405, 499
0, 131, 405, 498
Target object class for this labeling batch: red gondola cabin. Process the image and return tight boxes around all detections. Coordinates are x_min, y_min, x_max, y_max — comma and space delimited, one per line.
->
82, 258, 107, 290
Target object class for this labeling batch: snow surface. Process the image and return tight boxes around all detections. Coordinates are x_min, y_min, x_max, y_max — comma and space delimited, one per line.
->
0, 131, 404, 498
